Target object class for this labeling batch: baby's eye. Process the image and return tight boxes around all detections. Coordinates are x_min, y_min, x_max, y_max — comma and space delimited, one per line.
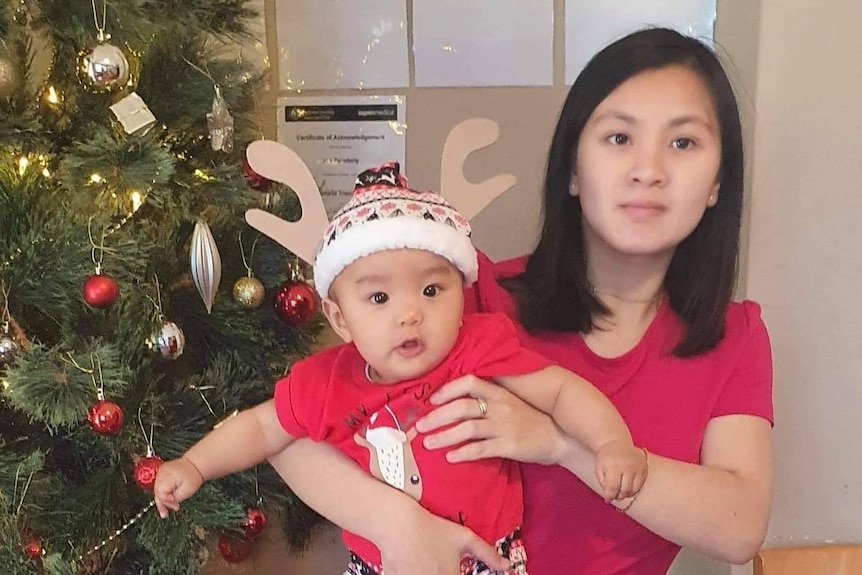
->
370, 292, 389, 304
671, 137, 694, 150
607, 133, 630, 146
423, 285, 440, 297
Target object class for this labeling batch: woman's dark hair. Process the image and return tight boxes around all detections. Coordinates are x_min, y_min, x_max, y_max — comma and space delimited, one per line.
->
505, 27, 744, 357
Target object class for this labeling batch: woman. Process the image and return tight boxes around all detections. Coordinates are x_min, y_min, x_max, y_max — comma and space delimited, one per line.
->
270, 27, 773, 575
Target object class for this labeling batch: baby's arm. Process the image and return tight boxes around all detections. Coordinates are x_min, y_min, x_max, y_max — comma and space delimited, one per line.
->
497, 366, 647, 500
153, 399, 294, 518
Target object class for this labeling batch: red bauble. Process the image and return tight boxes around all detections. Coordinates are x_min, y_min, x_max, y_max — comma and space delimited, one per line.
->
242, 158, 272, 191
243, 507, 267, 538
87, 399, 124, 435
23, 537, 42, 559
273, 280, 317, 326
82, 273, 120, 308
218, 533, 253, 563
133, 455, 164, 491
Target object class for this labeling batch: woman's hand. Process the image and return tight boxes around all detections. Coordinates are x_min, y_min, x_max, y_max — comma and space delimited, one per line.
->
415, 374, 569, 465
268, 439, 505, 575
379, 502, 508, 575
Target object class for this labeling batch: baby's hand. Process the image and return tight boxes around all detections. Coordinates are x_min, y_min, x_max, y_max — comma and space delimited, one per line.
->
594, 441, 648, 502
153, 458, 205, 519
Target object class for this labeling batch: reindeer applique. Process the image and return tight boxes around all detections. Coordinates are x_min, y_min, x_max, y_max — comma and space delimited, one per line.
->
353, 404, 423, 500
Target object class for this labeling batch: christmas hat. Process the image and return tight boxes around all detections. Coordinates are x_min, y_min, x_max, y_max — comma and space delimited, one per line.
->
313, 162, 477, 297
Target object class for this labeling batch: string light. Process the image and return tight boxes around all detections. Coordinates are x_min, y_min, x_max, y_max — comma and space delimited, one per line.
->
14, 155, 53, 177
46, 86, 61, 104
89, 173, 103, 184
36, 155, 50, 177
192, 168, 213, 181
130, 190, 144, 212
106, 190, 148, 234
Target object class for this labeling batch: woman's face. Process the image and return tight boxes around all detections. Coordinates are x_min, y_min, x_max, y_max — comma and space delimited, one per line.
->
573, 65, 722, 260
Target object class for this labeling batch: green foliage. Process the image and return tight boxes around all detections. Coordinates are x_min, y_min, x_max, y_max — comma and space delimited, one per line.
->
0, 1, 324, 572
5, 342, 131, 431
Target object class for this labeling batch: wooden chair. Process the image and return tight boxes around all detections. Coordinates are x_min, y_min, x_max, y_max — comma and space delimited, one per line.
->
753, 545, 862, 575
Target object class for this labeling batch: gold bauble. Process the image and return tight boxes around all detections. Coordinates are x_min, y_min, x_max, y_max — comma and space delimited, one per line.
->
0, 56, 16, 99
233, 276, 265, 309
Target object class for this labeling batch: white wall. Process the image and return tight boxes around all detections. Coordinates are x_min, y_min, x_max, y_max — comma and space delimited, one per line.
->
747, 0, 862, 549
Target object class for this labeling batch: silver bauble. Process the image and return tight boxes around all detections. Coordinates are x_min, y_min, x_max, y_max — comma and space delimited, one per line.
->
78, 41, 131, 93
147, 320, 185, 360
0, 333, 19, 364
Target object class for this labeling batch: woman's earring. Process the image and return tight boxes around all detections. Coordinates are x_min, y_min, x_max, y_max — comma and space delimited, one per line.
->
708, 183, 720, 207
569, 180, 579, 197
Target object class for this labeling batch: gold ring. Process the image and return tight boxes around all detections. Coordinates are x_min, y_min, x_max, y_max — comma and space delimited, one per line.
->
475, 397, 488, 418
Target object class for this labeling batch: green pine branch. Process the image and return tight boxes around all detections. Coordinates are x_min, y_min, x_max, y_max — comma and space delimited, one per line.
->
1, 1, 325, 571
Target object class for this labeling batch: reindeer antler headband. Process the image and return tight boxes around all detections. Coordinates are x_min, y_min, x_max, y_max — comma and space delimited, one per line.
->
244, 118, 517, 288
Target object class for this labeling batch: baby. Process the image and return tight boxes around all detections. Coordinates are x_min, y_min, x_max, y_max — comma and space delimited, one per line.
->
153, 162, 647, 575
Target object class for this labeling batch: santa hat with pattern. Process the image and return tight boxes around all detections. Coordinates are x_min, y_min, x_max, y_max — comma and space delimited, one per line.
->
313, 162, 477, 297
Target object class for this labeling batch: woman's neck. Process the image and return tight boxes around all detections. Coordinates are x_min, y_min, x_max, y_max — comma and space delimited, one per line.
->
585, 243, 671, 323
584, 264, 667, 358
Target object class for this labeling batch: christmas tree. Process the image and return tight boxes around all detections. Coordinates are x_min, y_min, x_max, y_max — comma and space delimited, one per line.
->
0, 1, 325, 573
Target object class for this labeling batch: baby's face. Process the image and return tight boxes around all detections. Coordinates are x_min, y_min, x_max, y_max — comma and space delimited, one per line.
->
325, 249, 464, 383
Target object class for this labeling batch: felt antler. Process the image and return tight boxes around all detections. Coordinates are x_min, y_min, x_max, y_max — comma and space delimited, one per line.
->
440, 118, 516, 220
245, 118, 515, 262
244, 140, 329, 265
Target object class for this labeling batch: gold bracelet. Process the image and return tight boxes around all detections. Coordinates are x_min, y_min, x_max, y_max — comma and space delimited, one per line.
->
617, 447, 649, 514
182, 456, 206, 483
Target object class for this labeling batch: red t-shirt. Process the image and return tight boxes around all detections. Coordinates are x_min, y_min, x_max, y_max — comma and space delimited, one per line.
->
466, 253, 774, 575
274, 312, 551, 570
